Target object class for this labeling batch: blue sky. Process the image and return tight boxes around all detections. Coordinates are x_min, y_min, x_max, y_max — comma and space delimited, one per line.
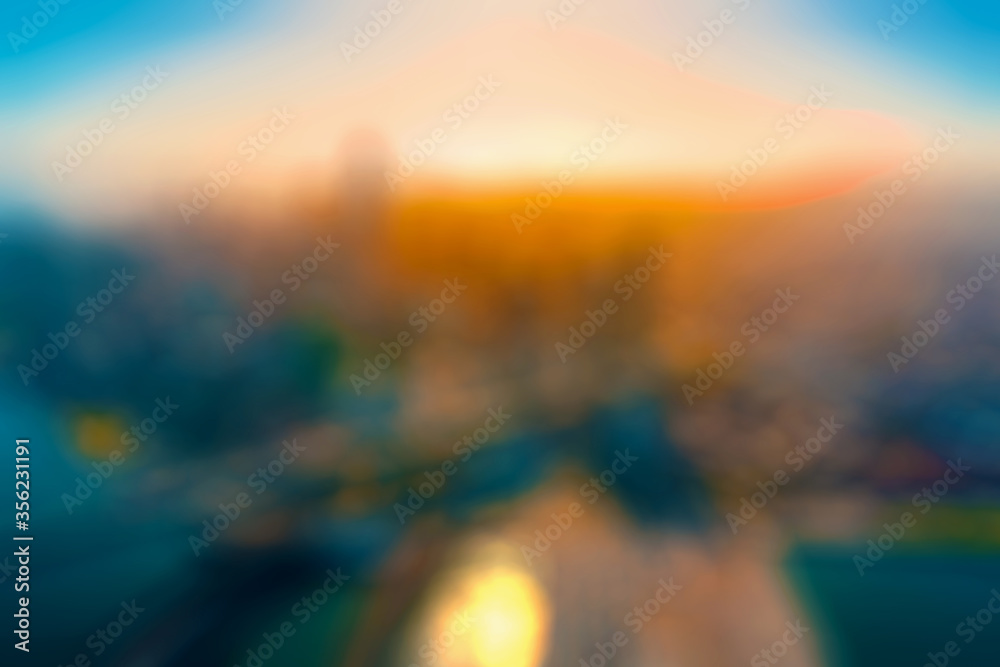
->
806, 0, 1000, 98
0, 0, 278, 103
4, 0, 998, 106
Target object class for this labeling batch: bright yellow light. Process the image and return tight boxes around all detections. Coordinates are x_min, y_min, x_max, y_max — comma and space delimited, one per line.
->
412, 543, 550, 667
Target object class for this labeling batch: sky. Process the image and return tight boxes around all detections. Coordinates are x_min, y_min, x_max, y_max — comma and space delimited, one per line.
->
1, 0, 998, 221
